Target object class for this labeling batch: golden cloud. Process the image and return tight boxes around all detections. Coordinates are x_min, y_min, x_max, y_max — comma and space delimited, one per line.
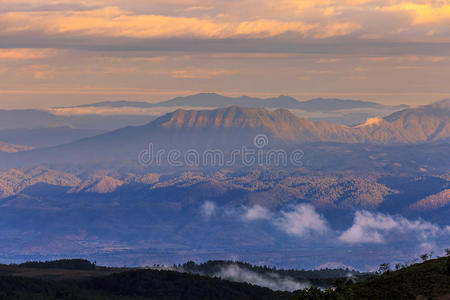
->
313, 22, 361, 38
381, 3, 450, 24
171, 68, 239, 79
210, 53, 295, 59
1, 7, 359, 39
0, 48, 55, 60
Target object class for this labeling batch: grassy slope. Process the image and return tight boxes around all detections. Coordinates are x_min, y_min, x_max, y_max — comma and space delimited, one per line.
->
347, 257, 450, 299
292, 257, 450, 299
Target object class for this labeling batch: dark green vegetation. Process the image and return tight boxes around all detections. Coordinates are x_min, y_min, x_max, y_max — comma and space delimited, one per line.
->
293, 256, 450, 299
19, 259, 96, 270
178, 260, 370, 288
0, 260, 290, 300
1, 257, 450, 299
0, 273, 290, 300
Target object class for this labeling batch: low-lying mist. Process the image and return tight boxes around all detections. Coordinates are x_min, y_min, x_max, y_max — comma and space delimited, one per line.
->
215, 264, 310, 292
180, 263, 310, 292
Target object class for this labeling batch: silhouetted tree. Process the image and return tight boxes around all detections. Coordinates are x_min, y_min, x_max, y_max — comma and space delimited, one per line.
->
377, 263, 390, 274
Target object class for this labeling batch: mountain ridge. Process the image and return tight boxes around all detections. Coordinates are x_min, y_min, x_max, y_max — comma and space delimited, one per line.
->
151, 102, 450, 143
1, 101, 448, 168
61, 93, 409, 112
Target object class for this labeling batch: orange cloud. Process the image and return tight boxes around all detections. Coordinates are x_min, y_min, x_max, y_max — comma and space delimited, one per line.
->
1, 7, 359, 39
211, 53, 294, 59
171, 68, 239, 79
313, 22, 361, 38
235, 19, 315, 37
316, 58, 342, 63
0, 48, 55, 60
276, 0, 373, 10
380, 3, 450, 24
361, 57, 393, 62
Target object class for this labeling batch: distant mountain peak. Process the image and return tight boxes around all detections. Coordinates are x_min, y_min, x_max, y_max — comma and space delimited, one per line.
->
155, 106, 284, 129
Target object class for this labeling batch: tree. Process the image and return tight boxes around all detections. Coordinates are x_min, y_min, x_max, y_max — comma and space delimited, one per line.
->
420, 253, 429, 262
332, 278, 346, 289
377, 263, 390, 274
444, 248, 450, 257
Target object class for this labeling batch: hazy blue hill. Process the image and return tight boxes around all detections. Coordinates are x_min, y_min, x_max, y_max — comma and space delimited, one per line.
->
62, 100, 154, 108
0, 127, 104, 148
297, 97, 382, 112
154, 93, 302, 109
0, 109, 155, 131
0, 109, 64, 130
150, 93, 407, 112
71, 93, 406, 112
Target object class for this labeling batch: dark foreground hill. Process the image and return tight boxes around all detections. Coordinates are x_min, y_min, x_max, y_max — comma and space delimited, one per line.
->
0, 262, 290, 300
293, 256, 450, 299
1, 257, 449, 299
346, 256, 450, 299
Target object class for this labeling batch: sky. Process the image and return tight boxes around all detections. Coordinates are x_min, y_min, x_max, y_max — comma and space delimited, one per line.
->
1, 0, 450, 109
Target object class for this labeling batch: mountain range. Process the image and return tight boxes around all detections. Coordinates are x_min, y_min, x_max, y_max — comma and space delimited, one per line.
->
0, 94, 411, 133
0, 98, 448, 268
1, 99, 448, 168
63, 93, 408, 112
154, 99, 449, 144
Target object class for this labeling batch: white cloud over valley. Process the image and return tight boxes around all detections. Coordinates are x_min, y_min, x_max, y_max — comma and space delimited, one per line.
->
339, 210, 449, 245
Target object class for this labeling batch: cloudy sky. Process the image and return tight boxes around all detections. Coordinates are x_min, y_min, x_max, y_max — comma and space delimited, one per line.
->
1, 0, 450, 108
